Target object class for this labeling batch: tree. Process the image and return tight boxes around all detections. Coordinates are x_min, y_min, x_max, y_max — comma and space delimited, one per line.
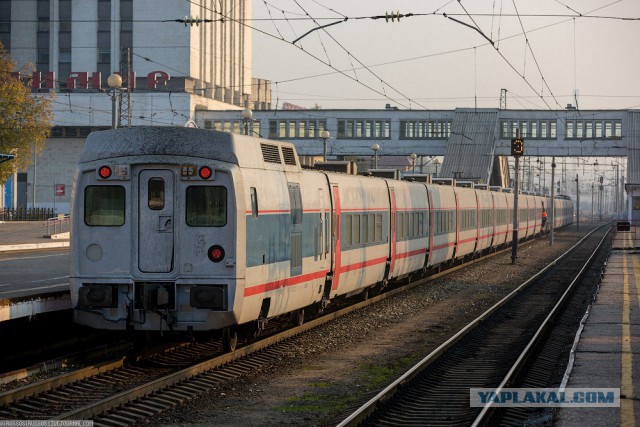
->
0, 42, 53, 184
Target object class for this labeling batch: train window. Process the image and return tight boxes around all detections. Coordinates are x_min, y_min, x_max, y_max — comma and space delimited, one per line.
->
344, 215, 352, 247
362, 214, 368, 244
288, 184, 302, 225
186, 186, 227, 227
404, 213, 410, 238
84, 185, 125, 226
353, 215, 361, 245
398, 214, 404, 239
250, 187, 258, 218
148, 178, 165, 210
326, 213, 330, 254
368, 214, 375, 243
375, 214, 383, 242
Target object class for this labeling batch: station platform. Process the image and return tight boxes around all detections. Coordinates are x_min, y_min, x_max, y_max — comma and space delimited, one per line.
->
0, 221, 71, 322
555, 225, 640, 426
0, 220, 69, 253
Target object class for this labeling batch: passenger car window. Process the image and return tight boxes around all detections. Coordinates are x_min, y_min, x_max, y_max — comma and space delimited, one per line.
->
250, 187, 258, 218
85, 185, 125, 226
148, 178, 165, 210
186, 186, 227, 226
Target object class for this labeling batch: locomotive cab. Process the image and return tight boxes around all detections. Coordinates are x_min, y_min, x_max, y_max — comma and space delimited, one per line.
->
71, 128, 242, 333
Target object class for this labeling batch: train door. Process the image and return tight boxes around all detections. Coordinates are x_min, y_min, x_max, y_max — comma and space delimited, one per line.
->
288, 183, 303, 276
331, 185, 342, 291
389, 188, 397, 276
138, 169, 175, 273
318, 188, 327, 267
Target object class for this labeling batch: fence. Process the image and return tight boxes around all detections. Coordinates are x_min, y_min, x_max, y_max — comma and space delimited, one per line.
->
0, 208, 58, 222
45, 214, 71, 236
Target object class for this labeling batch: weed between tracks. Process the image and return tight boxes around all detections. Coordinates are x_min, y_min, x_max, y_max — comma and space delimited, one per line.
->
277, 355, 416, 417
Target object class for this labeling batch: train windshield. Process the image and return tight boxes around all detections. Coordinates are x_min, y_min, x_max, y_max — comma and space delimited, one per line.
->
186, 186, 227, 226
84, 185, 125, 226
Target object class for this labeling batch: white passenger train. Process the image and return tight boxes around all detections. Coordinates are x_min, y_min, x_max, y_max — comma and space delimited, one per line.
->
70, 127, 573, 350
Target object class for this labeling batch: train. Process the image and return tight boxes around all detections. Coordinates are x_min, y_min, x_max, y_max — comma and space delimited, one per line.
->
69, 127, 573, 350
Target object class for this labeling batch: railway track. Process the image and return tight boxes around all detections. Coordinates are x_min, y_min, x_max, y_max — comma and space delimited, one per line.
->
338, 224, 610, 426
0, 229, 581, 425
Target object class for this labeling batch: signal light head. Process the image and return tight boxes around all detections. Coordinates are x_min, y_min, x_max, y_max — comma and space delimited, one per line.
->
98, 165, 112, 179
207, 245, 225, 263
199, 166, 212, 179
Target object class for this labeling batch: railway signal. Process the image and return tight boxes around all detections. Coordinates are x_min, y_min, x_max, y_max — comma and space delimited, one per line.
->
511, 138, 524, 157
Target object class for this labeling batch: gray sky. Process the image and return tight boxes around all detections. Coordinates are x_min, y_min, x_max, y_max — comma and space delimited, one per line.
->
252, 0, 640, 111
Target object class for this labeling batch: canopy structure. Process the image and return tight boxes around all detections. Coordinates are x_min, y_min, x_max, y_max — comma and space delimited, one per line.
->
0, 154, 15, 164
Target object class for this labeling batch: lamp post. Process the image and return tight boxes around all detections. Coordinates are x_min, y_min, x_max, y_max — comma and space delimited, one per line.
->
410, 153, 417, 174
433, 158, 440, 176
107, 73, 123, 129
320, 130, 331, 161
371, 143, 380, 169
241, 108, 253, 135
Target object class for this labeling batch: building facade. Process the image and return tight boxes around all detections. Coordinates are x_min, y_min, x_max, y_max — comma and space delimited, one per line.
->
1, 0, 261, 212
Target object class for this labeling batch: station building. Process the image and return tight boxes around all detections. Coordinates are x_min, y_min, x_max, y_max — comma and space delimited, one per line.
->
0, 0, 269, 213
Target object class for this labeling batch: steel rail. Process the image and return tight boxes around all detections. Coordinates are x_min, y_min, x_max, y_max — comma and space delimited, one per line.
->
53, 231, 563, 421
0, 228, 571, 422
471, 225, 611, 426
337, 225, 605, 426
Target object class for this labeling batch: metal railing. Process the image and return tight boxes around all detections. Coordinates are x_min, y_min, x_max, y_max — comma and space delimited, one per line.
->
0, 208, 58, 221
44, 214, 71, 236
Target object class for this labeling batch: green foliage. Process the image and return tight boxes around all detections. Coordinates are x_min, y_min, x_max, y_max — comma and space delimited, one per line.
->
0, 42, 53, 183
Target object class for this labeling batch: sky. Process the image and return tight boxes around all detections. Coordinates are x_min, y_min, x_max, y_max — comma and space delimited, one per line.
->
251, 0, 640, 111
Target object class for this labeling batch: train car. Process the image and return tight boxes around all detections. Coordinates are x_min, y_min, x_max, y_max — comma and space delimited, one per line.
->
426, 184, 457, 267
475, 188, 495, 253
389, 180, 429, 280
491, 189, 510, 246
327, 173, 390, 299
70, 127, 573, 350
71, 127, 331, 348
453, 185, 479, 260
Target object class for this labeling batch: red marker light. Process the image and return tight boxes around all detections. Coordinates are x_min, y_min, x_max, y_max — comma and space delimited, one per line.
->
98, 165, 112, 179
208, 245, 225, 263
199, 166, 212, 179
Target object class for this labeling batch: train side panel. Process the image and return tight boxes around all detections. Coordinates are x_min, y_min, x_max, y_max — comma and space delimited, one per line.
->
426, 185, 457, 267
454, 186, 479, 259
389, 181, 429, 279
493, 191, 509, 246
237, 168, 330, 325
476, 189, 494, 252
329, 174, 390, 298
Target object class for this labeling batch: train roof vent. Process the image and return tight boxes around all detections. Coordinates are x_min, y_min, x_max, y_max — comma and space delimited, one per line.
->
260, 143, 282, 164
281, 146, 297, 166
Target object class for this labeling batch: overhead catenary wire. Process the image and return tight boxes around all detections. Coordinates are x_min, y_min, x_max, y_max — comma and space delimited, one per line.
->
5, 1, 638, 130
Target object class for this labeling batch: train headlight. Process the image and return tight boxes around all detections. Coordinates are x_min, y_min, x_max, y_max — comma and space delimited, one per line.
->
78, 284, 117, 308
199, 166, 213, 179
208, 245, 225, 263
98, 165, 112, 179
190, 285, 226, 310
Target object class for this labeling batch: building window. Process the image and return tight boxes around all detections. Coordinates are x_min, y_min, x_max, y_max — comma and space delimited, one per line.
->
337, 120, 391, 139
614, 121, 622, 138
401, 120, 451, 139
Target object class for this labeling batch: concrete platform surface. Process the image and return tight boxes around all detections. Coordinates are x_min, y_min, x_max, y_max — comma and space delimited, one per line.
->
0, 221, 69, 252
555, 238, 640, 426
